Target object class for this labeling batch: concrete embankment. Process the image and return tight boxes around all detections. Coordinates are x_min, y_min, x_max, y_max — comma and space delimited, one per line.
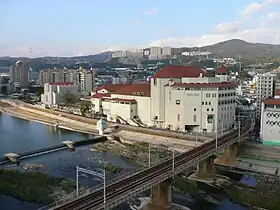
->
0, 100, 98, 134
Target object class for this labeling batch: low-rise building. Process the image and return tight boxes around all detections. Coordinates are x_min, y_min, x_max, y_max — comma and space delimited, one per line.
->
90, 65, 237, 133
41, 82, 80, 106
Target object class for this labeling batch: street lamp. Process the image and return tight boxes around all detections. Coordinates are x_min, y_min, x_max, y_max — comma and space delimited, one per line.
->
76, 166, 106, 209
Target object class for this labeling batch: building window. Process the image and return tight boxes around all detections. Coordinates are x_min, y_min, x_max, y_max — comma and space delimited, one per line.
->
206, 93, 210, 97
193, 115, 197, 122
177, 114, 180, 121
202, 102, 204, 105
153, 78, 157, 86
205, 102, 208, 105
211, 108, 214, 111
194, 108, 196, 111
212, 93, 216, 97
207, 115, 214, 123
207, 108, 209, 111
209, 102, 211, 105
176, 100, 181, 105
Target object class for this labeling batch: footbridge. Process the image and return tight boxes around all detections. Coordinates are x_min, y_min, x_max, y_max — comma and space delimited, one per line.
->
0, 136, 107, 165
43, 119, 254, 210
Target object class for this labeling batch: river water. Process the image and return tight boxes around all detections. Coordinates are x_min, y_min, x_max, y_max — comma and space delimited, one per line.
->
0, 113, 249, 210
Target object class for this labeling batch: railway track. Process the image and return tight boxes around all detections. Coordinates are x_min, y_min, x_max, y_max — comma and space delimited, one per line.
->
51, 120, 252, 210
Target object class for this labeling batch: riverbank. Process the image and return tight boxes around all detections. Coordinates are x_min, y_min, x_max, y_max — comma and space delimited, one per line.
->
0, 169, 75, 205
91, 140, 180, 167
0, 101, 98, 135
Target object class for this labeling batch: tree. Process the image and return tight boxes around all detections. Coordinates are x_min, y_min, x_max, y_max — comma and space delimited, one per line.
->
62, 91, 76, 107
79, 101, 92, 116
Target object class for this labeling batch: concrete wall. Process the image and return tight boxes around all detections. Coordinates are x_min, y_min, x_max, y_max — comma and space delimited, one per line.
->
111, 94, 151, 126
260, 104, 280, 145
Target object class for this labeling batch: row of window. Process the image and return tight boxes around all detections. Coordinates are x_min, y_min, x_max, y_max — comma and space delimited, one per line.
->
218, 99, 235, 105
267, 113, 280, 118
265, 121, 280, 126
176, 99, 235, 107
205, 92, 236, 98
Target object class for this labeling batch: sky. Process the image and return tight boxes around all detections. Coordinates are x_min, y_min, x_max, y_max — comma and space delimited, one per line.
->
0, 0, 280, 57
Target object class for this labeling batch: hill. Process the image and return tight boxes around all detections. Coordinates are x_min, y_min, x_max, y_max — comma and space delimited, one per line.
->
173, 39, 280, 60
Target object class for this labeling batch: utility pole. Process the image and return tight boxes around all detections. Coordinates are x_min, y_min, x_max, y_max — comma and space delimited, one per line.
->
76, 166, 79, 197
148, 143, 151, 167
238, 120, 241, 139
76, 166, 106, 209
215, 130, 218, 149
172, 147, 175, 179
103, 169, 106, 210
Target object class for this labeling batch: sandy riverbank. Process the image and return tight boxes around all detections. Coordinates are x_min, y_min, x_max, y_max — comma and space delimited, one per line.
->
0, 101, 98, 135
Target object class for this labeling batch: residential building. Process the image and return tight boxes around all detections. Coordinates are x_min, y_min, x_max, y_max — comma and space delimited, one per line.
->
39, 68, 95, 94
9, 60, 29, 89
90, 65, 237, 133
260, 96, 280, 146
112, 77, 128, 84
76, 68, 95, 94
256, 72, 276, 118
41, 82, 80, 106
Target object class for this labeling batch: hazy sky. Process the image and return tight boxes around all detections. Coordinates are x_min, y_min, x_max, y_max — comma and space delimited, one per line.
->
1, 0, 280, 57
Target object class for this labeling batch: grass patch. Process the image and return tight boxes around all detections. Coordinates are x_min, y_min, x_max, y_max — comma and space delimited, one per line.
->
104, 163, 122, 174
173, 176, 198, 195
0, 169, 75, 204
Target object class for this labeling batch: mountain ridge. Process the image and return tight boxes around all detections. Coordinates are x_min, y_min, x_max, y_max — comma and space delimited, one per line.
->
1, 39, 280, 61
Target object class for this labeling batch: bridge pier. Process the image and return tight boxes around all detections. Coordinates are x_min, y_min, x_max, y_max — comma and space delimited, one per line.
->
62, 141, 75, 151
148, 179, 172, 210
215, 142, 239, 165
188, 155, 215, 183
4, 153, 20, 164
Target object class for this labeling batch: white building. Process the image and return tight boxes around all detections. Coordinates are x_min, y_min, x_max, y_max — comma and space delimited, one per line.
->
256, 72, 276, 118
90, 65, 236, 133
41, 82, 80, 106
260, 96, 280, 146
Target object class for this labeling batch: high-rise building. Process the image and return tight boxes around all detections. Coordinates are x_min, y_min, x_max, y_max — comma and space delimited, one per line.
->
39, 68, 95, 94
9, 60, 29, 89
256, 72, 276, 118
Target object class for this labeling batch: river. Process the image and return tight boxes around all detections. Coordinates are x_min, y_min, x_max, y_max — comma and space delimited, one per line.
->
0, 113, 249, 210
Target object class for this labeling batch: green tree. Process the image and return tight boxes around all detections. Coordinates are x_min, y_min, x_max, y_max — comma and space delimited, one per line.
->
79, 101, 92, 116
35, 87, 44, 98
62, 91, 76, 107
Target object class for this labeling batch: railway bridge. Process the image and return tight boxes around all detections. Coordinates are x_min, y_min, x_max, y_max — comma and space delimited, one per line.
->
42, 119, 254, 210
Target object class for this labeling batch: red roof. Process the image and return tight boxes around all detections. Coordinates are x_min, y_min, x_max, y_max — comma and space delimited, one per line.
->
94, 83, 150, 97
104, 98, 137, 103
152, 65, 206, 78
275, 89, 280, 96
91, 93, 111, 99
116, 83, 150, 97
50, 82, 75, 86
217, 65, 228, 74
264, 99, 280, 105
94, 84, 128, 93
170, 82, 235, 88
